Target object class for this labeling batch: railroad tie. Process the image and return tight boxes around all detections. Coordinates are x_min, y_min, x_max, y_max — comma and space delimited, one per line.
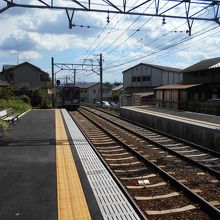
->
145, 205, 196, 215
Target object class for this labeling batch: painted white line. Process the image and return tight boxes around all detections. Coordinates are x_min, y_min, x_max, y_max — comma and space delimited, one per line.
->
18, 109, 32, 118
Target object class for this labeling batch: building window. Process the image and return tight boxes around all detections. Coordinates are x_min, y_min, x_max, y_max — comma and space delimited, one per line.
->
136, 68, 138, 71
102, 89, 109, 93
132, 76, 144, 82
142, 76, 151, 81
200, 72, 207, 76
40, 74, 47, 81
137, 76, 141, 82
10, 73, 14, 82
132, 76, 137, 82
93, 89, 96, 93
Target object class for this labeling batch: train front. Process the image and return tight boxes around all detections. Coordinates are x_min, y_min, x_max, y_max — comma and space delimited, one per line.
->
62, 85, 80, 109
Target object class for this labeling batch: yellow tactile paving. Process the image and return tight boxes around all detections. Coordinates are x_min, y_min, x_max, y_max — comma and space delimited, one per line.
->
55, 109, 91, 220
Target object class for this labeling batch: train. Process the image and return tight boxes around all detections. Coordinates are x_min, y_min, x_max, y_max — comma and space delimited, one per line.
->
60, 84, 80, 109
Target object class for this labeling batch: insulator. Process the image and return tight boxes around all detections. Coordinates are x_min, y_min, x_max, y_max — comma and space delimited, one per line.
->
107, 11, 110, 23
162, 16, 166, 26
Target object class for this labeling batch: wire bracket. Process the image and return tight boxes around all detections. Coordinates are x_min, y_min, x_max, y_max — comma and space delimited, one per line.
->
66, 9, 75, 29
0, 0, 15, 14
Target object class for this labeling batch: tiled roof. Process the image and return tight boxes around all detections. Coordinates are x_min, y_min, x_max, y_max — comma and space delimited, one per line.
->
182, 57, 220, 73
122, 63, 181, 73
2, 62, 48, 75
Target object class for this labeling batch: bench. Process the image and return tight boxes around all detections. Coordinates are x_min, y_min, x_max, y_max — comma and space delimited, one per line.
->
0, 108, 19, 126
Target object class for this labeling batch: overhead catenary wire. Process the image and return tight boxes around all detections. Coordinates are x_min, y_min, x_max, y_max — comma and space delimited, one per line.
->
82, 0, 140, 59
100, 1, 155, 54
103, 1, 212, 64
103, 26, 220, 77
68, 0, 215, 81
78, 0, 211, 64
76, 23, 214, 80
104, 1, 170, 55
73, 23, 219, 82
103, 24, 220, 71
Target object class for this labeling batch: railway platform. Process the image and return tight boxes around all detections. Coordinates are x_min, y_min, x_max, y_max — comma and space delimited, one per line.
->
0, 109, 141, 220
120, 106, 220, 152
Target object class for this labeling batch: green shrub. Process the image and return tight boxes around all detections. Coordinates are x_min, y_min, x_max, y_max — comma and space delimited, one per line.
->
0, 119, 8, 129
35, 88, 51, 109
19, 95, 30, 104
0, 99, 31, 113
0, 86, 14, 99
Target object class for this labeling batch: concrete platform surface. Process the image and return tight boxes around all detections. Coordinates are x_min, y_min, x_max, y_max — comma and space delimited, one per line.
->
0, 109, 57, 220
0, 109, 141, 220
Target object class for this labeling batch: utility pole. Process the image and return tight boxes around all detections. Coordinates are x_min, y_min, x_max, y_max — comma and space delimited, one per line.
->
51, 57, 55, 108
16, 44, 19, 64
74, 69, 76, 85
100, 53, 103, 107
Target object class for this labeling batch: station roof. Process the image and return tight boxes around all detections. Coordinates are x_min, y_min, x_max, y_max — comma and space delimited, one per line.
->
122, 63, 181, 73
155, 84, 202, 90
182, 57, 220, 73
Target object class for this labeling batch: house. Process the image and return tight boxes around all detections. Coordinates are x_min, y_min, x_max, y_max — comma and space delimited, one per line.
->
155, 57, 220, 115
76, 82, 111, 104
121, 63, 182, 106
0, 62, 49, 88
111, 84, 123, 102
182, 57, 220, 85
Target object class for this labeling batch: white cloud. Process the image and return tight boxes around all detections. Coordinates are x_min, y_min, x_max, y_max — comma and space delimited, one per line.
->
0, 0, 220, 82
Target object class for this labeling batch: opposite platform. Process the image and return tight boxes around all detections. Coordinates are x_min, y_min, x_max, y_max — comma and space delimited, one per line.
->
120, 106, 220, 152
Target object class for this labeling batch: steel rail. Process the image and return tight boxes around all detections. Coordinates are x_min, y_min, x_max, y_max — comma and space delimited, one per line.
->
69, 111, 148, 220
76, 108, 220, 218
91, 107, 220, 157
89, 106, 220, 156
81, 106, 220, 179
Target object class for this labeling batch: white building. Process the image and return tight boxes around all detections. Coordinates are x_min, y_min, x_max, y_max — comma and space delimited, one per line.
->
121, 63, 182, 106
76, 82, 111, 104
123, 63, 182, 90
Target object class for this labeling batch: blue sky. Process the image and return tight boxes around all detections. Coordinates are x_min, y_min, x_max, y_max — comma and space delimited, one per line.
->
0, 0, 220, 84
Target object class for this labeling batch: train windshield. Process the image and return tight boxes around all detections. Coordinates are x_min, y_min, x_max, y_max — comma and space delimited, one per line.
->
63, 87, 72, 101
63, 87, 80, 100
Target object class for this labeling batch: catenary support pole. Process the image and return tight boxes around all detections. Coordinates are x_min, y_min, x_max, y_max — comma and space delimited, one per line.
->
52, 57, 55, 108
100, 53, 103, 107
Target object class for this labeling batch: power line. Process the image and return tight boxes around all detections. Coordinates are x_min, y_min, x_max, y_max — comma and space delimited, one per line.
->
104, 24, 219, 71
103, 5, 213, 65
100, 1, 155, 54
103, 1, 211, 62
81, 0, 140, 60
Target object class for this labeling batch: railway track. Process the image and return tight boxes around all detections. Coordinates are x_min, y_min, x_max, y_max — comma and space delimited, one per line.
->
70, 108, 220, 219
82, 106, 220, 177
